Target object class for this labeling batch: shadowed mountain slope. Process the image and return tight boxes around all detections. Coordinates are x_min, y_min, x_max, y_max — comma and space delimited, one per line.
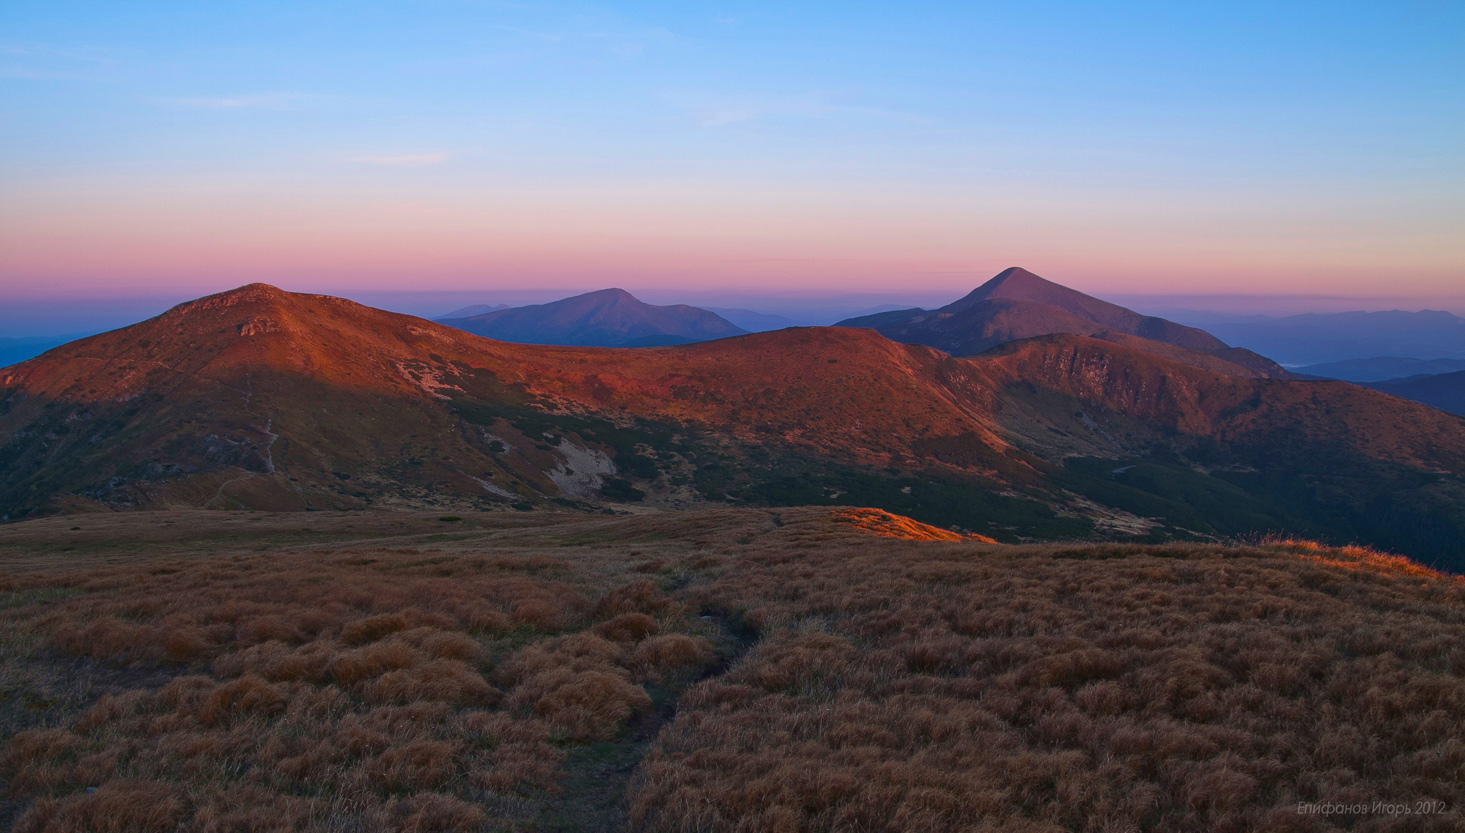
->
3, 284, 1464, 567
839, 267, 1289, 378
438, 288, 747, 347
1366, 370, 1465, 417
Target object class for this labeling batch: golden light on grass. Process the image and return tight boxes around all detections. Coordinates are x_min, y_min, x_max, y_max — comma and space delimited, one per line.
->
832, 507, 999, 542
0, 507, 1461, 831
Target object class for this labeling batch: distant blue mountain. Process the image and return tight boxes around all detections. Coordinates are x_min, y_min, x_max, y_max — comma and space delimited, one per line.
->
1163, 309, 1465, 365
1366, 370, 1465, 417
438, 289, 748, 347
0, 335, 89, 369
703, 307, 800, 332
1297, 357, 1465, 383
434, 303, 508, 320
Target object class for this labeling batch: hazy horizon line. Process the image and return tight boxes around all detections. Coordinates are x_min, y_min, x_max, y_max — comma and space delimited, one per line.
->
3, 282, 1464, 340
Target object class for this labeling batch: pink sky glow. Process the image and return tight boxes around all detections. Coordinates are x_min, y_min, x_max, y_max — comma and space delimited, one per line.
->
3, 176, 1462, 309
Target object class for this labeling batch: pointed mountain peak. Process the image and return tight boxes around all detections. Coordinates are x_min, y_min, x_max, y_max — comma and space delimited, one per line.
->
840, 266, 1240, 364
947, 267, 1153, 323
959, 267, 1074, 305
989, 266, 1049, 286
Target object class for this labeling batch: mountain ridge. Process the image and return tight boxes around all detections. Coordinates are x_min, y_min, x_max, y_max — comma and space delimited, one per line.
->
1171, 309, 1465, 365
1296, 356, 1465, 383
438, 288, 748, 347
1365, 370, 1465, 417
4, 283, 1465, 567
435, 302, 508, 320
839, 267, 1290, 378
951, 267, 1228, 351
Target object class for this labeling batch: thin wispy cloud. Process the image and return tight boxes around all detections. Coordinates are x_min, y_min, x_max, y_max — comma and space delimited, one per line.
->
1, 43, 122, 81
714, 257, 867, 263
701, 107, 756, 127
346, 152, 452, 167
159, 93, 303, 110
0, 67, 80, 81
495, 25, 595, 43
667, 92, 930, 128
0, 44, 120, 63
369, 200, 442, 215
492, 23, 671, 58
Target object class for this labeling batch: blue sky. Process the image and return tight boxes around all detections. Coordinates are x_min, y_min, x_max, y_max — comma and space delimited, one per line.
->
2, 1, 1462, 334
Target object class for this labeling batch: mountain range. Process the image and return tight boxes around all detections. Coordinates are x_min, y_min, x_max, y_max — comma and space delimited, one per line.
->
438, 288, 748, 347
435, 303, 508, 319
1166, 309, 1465, 366
1365, 370, 1465, 417
1296, 356, 1465, 383
3, 282, 1464, 569
702, 307, 801, 333
837, 267, 1291, 379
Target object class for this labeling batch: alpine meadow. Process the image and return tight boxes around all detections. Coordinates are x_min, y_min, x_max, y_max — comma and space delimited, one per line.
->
2, 3, 1463, 832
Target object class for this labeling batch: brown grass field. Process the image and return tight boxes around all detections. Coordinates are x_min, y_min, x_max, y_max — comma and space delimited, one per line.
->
1, 507, 1461, 832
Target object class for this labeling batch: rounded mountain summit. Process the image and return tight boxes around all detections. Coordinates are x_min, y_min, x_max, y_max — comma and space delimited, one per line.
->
436, 288, 748, 348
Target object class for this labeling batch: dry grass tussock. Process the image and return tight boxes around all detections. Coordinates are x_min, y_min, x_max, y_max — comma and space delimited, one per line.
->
1, 507, 1462, 832
1265, 536, 1452, 581
629, 514, 1465, 833
0, 540, 717, 831
830, 507, 998, 543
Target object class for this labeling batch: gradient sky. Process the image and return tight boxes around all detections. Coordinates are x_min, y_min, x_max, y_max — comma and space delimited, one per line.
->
2, 1, 1462, 331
